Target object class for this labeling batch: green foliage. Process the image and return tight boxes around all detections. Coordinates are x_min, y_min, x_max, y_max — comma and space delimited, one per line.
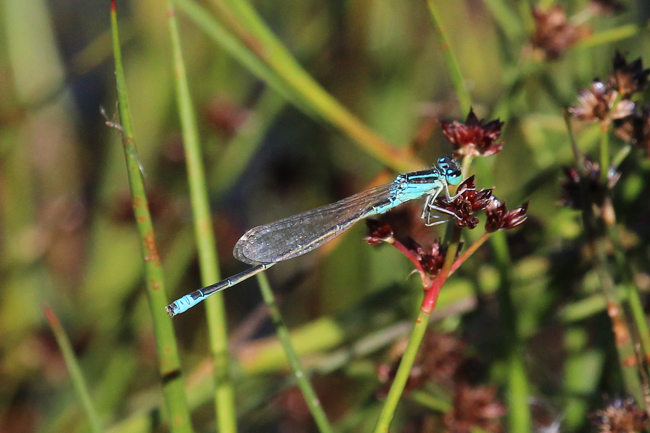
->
1, 0, 650, 432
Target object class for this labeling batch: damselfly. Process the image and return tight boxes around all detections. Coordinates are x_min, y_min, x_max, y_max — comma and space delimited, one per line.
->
166, 156, 464, 316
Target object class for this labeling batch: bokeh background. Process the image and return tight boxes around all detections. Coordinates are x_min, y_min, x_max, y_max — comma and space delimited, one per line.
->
2, 0, 650, 432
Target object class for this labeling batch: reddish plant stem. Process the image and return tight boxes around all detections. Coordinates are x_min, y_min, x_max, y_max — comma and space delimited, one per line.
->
422, 225, 463, 313
450, 232, 491, 275
391, 238, 434, 287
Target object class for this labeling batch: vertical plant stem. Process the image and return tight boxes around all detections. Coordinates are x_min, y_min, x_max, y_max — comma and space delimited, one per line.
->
598, 127, 650, 360
564, 111, 644, 403
373, 226, 462, 433
491, 230, 532, 432
110, 3, 193, 431
612, 143, 631, 168
599, 126, 610, 184
373, 308, 430, 433
481, 0, 524, 40
255, 273, 334, 433
603, 196, 650, 364
44, 307, 103, 433
450, 232, 491, 275
425, 0, 471, 114
166, 1, 237, 430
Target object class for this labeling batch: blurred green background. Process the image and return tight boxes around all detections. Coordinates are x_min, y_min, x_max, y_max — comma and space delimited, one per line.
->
2, 0, 650, 432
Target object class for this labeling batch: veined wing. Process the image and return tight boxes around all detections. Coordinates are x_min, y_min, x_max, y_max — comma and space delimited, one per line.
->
234, 183, 399, 264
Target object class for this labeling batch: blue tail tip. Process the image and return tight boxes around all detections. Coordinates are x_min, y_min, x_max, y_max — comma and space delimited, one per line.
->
166, 303, 178, 317
166, 295, 198, 317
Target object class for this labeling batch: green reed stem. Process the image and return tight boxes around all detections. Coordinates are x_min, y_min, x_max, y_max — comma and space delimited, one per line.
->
612, 144, 632, 168
564, 111, 643, 403
255, 273, 334, 433
110, 3, 193, 431
425, 0, 471, 114
491, 230, 532, 432
603, 135, 650, 358
44, 307, 103, 433
373, 309, 430, 433
481, 0, 524, 40
462, 152, 532, 432
166, 1, 237, 430
600, 136, 650, 399
373, 225, 462, 433
575, 23, 647, 49
599, 127, 610, 185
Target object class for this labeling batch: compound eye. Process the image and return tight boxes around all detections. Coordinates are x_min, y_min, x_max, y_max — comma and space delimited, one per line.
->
446, 169, 462, 185
437, 156, 450, 170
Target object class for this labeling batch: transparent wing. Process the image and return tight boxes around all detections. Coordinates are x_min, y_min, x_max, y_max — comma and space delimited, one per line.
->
234, 183, 396, 264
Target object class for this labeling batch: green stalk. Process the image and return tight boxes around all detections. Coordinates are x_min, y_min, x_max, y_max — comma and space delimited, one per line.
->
481, 0, 524, 41
44, 307, 103, 433
110, 3, 193, 431
558, 289, 627, 323
255, 273, 334, 433
603, 136, 650, 358
373, 308, 431, 433
599, 128, 650, 395
608, 224, 650, 361
599, 127, 610, 185
408, 390, 451, 413
464, 151, 531, 433
564, 111, 643, 403
425, 0, 472, 115
373, 226, 462, 432
166, 0, 237, 430
490, 230, 532, 432
612, 144, 632, 168
575, 23, 647, 49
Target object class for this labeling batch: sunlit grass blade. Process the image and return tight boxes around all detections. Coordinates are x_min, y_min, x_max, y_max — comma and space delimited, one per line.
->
575, 23, 649, 49
490, 230, 533, 432
255, 273, 334, 433
110, 2, 193, 431
43, 306, 103, 433
425, 0, 472, 114
165, 0, 237, 430
481, 0, 525, 41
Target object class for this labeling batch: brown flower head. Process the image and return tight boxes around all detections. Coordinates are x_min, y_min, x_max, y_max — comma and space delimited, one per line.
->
441, 109, 504, 158
484, 199, 529, 232
559, 158, 620, 209
419, 241, 446, 277
402, 237, 447, 277
531, 5, 591, 60
590, 396, 649, 433
614, 106, 650, 155
444, 384, 506, 433
608, 51, 650, 97
364, 219, 395, 246
433, 176, 493, 229
589, 0, 625, 15
569, 80, 635, 126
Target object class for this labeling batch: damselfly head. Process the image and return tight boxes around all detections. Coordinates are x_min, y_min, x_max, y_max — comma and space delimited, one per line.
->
436, 156, 462, 185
